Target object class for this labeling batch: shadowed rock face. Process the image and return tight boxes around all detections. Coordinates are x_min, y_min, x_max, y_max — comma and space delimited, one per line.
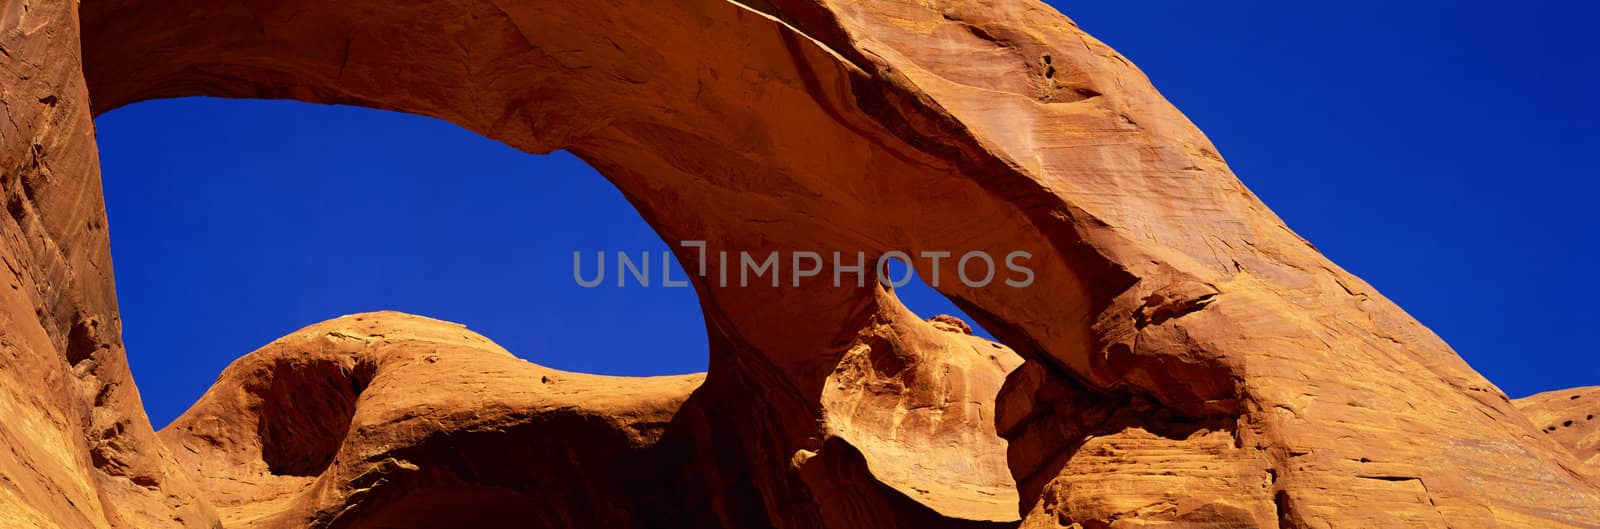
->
153, 307, 1018, 529
158, 311, 707, 528
1, 0, 1597, 527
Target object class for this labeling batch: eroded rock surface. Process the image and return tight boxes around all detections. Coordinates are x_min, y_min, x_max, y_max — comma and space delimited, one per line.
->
158, 311, 703, 528
151, 307, 1023, 529
1517, 386, 1600, 473
0, 0, 1597, 527
818, 290, 1023, 522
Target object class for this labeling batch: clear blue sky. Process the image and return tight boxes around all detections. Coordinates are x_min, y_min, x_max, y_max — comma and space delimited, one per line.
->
95, 2, 1598, 427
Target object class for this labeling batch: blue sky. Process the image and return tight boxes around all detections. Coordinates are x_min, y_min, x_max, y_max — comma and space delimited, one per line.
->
95, 2, 1598, 427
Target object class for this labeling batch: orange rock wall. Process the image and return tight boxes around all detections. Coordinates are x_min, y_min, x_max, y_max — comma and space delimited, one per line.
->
0, 0, 1594, 527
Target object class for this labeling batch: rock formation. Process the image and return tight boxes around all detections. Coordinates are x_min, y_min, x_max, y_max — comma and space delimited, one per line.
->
1, 0, 1597, 527
159, 311, 705, 528
1517, 387, 1600, 474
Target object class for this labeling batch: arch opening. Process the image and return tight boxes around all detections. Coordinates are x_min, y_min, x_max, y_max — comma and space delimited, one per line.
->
76, 0, 1152, 526
95, 97, 710, 428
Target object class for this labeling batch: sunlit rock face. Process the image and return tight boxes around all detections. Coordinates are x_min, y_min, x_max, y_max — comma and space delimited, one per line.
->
0, 0, 1596, 527
1517, 387, 1600, 474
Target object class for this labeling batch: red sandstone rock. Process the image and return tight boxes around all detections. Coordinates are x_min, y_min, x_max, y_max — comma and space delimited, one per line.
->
158, 311, 703, 528
0, 0, 1595, 527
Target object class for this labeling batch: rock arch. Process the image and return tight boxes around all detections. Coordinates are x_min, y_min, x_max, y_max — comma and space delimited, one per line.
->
0, 0, 1595, 527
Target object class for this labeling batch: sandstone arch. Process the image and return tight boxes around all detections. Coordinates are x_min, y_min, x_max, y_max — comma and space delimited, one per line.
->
1, 0, 1597, 527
